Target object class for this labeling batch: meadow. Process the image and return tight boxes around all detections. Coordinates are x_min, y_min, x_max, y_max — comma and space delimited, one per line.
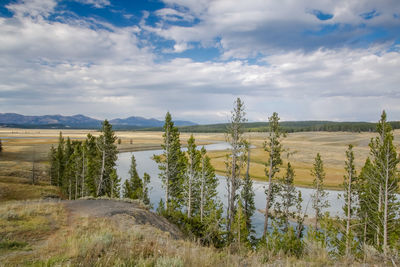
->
1, 128, 399, 192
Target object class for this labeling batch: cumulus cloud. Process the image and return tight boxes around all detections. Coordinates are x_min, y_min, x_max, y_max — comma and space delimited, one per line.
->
0, 0, 399, 123
144, 0, 400, 57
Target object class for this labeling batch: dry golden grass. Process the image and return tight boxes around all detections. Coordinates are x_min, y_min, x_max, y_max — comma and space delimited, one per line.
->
209, 130, 400, 189
1, 128, 399, 190
0, 200, 381, 267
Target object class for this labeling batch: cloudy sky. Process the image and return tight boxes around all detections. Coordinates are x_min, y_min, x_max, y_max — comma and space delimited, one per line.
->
0, 0, 399, 123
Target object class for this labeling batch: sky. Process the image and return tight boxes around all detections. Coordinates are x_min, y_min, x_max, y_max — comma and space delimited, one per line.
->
0, 0, 400, 124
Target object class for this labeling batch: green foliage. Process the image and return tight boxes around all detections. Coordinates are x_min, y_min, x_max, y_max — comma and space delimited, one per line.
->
260, 223, 304, 258
177, 120, 400, 133
311, 153, 329, 230
154, 112, 186, 213
263, 112, 284, 238
49, 121, 119, 199
123, 154, 151, 205
275, 162, 297, 231
356, 111, 400, 254
225, 98, 247, 233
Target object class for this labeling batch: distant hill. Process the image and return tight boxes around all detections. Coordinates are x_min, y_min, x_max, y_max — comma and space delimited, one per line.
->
0, 113, 196, 129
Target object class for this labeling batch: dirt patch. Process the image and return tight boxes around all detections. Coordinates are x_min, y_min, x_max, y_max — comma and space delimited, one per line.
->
64, 199, 183, 239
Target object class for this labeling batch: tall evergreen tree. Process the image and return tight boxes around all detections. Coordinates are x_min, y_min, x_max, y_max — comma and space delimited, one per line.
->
225, 98, 247, 232
85, 133, 101, 196
241, 142, 255, 239
154, 112, 186, 212
342, 144, 357, 257
275, 162, 297, 232
263, 112, 284, 238
109, 169, 120, 198
0, 139, 2, 152
231, 198, 250, 249
185, 134, 201, 218
56, 132, 65, 187
142, 172, 151, 206
123, 154, 143, 199
49, 145, 57, 186
311, 153, 329, 230
96, 120, 118, 197
358, 111, 399, 256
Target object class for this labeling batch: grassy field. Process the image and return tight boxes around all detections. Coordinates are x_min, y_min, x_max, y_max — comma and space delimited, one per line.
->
1, 128, 399, 190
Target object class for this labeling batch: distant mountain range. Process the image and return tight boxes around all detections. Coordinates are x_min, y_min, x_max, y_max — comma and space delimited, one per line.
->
0, 113, 196, 129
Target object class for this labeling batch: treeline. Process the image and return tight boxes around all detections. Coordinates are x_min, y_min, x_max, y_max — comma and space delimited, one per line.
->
48, 120, 150, 203
175, 120, 400, 133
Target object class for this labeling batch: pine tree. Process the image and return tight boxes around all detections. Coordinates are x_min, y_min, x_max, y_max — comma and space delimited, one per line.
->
123, 154, 143, 199
241, 142, 255, 239
342, 144, 357, 257
85, 133, 101, 196
275, 162, 297, 232
225, 98, 247, 232
185, 134, 201, 218
110, 169, 120, 198
96, 120, 118, 197
0, 139, 2, 152
142, 172, 151, 206
263, 112, 284, 238
154, 112, 186, 212
231, 198, 250, 249
49, 145, 57, 186
56, 132, 65, 187
358, 111, 400, 256
311, 153, 329, 230
64, 137, 74, 199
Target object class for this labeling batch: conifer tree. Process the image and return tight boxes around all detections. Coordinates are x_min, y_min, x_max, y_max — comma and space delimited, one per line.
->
311, 153, 329, 230
0, 139, 2, 152
342, 144, 357, 257
142, 172, 151, 206
241, 142, 255, 238
109, 169, 120, 198
225, 98, 247, 232
85, 133, 101, 196
56, 132, 65, 187
154, 112, 186, 212
231, 198, 250, 249
263, 112, 284, 238
96, 120, 118, 197
276, 162, 297, 231
49, 145, 57, 186
123, 154, 143, 199
185, 134, 201, 218
358, 111, 399, 256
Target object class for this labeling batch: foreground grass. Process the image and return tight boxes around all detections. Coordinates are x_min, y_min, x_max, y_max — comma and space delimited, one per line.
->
0, 200, 66, 265
1, 200, 392, 266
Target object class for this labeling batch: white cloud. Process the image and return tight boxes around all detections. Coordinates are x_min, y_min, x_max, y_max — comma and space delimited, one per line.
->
0, 0, 400, 123
145, 0, 400, 58
74, 0, 111, 8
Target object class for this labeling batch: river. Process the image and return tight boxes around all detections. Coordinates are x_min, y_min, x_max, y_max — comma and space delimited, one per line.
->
116, 142, 344, 237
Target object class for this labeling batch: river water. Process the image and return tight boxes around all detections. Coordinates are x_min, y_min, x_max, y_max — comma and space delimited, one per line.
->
116, 142, 344, 237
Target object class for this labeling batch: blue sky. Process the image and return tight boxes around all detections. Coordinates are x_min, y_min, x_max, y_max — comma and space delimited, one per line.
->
0, 0, 400, 123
